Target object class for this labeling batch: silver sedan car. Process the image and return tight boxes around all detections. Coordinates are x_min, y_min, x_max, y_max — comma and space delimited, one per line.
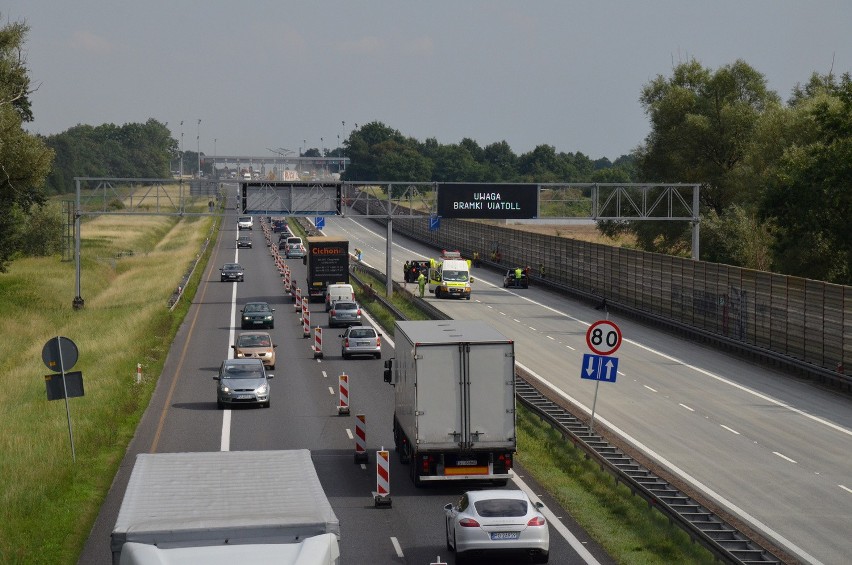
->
339, 326, 381, 359
328, 300, 362, 328
213, 358, 273, 409
444, 489, 549, 563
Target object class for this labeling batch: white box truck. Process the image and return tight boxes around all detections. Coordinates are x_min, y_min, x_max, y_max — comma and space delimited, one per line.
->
111, 450, 340, 565
384, 320, 516, 486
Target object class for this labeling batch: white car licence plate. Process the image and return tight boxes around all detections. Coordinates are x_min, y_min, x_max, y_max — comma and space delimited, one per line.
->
490, 531, 519, 540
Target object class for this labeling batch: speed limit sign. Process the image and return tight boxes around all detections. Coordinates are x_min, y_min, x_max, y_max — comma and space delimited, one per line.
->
586, 320, 622, 356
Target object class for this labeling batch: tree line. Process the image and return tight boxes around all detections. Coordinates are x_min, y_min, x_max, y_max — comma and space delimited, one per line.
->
2, 15, 849, 283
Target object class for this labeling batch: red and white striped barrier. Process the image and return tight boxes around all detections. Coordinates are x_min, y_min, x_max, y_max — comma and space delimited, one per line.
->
283, 271, 291, 294
302, 302, 311, 338
338, 373, 350, 415
374, 448, 392, 507
294, 288, 302, 310
354, 414, 367, 462
136, 363, 142, 384
312, 326, 323, 358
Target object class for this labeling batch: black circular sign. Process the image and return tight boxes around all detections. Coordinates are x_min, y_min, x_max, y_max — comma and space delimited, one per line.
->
42, 336, 79, 372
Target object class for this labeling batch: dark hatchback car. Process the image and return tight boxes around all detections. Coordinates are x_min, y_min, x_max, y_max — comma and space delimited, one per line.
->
220, 263, 245, 282
241, 301, 275, 329
237, 235, 252, 248
213, 358, 273, 408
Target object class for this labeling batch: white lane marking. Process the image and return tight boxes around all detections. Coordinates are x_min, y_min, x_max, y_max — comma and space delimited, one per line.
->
528, 326, 537, 331
390, 536, 404, 558
679, 403, 695, 412
773, 451, 797, 464
644, 385, 658, 393
360, 463, 366, 470
513, 318, 521, 323
220, 409, 231, 452
342, 213, 852, 442
519, 360, 823, 565
839, 485, 852, 494
346, 428, 354, 440
221, 252, 240, 453
322, 370, 328, 378
547, 335, 556, 340
328, 387, 335, 394
513, 473, 601, 564
720, 425, 740, 435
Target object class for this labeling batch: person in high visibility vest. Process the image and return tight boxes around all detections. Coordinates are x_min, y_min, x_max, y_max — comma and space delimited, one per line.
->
514, 267, 523, 282
417, 272, 426, 298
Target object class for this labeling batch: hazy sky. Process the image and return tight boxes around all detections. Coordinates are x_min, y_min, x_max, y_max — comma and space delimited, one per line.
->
6, 1, 851, 161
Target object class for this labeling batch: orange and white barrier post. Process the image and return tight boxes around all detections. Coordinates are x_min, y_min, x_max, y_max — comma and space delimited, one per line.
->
283, 271, 291, 294
302, 303, 311, 338
354, 414, 368, 463
374, 448, 392, 507
337, 373, 350, 415
312, 326, 323, 358
294, 287, 301, 310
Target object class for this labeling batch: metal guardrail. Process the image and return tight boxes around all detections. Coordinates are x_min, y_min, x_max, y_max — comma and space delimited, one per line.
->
341, 255, 789, 564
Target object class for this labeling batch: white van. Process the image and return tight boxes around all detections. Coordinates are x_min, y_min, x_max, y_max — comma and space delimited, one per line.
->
325, 283, 355, 311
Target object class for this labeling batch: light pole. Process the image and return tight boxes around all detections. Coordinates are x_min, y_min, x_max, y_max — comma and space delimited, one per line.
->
179, 120, 184, 178
196, 119, 201, 177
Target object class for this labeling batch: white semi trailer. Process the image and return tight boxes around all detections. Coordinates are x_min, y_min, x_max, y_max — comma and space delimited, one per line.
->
384, 320, 516, 486
111, 450, 340, 565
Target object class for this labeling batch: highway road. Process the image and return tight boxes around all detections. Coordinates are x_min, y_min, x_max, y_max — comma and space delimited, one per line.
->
79, 209, 612, 565
321, 213, 852, 565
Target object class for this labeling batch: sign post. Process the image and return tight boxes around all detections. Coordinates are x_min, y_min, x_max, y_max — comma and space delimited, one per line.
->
583, 321, 622, 433
42, 336, 81, 462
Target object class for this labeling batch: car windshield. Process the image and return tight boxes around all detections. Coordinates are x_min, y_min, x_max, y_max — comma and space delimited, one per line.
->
443, 270, 469, 282
238, 335, 271, 347
224, 264, 241, 270
348, 328, 376, 339
222, 365, 264, 379
244, 304, 269, 313
473, 499, 528, 517
287, 238, 301, 244
239, 217, 251, 222
335, 302, 357, 310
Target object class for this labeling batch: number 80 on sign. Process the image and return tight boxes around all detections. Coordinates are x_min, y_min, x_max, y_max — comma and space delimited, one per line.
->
586, 320, 622, 356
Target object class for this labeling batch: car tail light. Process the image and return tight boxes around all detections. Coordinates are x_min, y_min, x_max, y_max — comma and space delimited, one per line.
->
343, 338, 349, 347
330, 309, 335, 316
356, 309, 361, 315
459, 518, 480, 528
527, 516, 546, 527
376, 336, 381, 347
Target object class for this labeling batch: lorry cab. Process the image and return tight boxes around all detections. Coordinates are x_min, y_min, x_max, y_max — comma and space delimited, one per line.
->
428, 250, 473, 299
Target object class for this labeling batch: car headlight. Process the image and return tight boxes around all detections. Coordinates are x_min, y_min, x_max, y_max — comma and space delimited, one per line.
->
265, 315, 273, 321
221, 385, 231, 393
256, 383, 269, 395
236, 353, 245, 358
243, 316, 250, 321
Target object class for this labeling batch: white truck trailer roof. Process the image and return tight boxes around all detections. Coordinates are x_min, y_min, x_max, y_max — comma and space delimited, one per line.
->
396, 319, 513, 344
111, 450, 339, 557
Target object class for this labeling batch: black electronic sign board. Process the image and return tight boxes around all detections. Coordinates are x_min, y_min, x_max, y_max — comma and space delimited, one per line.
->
436, 183, 538, 219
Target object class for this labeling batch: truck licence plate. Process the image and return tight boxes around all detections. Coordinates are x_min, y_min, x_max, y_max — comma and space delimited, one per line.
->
490, 532, 519, 540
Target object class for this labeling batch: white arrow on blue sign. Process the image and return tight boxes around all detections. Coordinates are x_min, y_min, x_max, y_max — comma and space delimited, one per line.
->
429, 215, 440, 231
315, 217, 325, 229
581, 353, 618, 382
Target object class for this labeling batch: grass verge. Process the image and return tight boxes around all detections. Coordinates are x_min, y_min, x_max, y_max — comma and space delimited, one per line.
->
350, 274, 717, 564
0, 212, 217, 565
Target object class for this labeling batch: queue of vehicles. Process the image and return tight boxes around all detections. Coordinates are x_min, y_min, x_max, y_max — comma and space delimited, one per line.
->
182, 216, 546, 563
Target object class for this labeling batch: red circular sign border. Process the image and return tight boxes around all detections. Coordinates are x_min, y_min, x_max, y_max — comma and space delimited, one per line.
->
585, 320, 622, 356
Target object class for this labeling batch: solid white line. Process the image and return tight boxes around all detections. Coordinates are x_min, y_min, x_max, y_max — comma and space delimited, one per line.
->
390, 536, 404, 558
839, 485, 852, 494
679, 403, 695, 412
518, 360, 823, 565
773, 451, 797, 464
720, 425, 740, 435
220, 409, 231, 451
513, 473, 601, 564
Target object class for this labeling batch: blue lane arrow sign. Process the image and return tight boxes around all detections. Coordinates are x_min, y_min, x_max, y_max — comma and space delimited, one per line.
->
429, 215, 440, 231
581, 353, 619, 382
315, 217, 325, 229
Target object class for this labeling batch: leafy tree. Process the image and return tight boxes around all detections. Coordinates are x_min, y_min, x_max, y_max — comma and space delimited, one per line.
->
700, 204, 774, 270
633, 59, 779, 254
0, 15, 54, 271
482, 140, 518, 181
760, 73, 852, 283
431, 144, 484, 182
